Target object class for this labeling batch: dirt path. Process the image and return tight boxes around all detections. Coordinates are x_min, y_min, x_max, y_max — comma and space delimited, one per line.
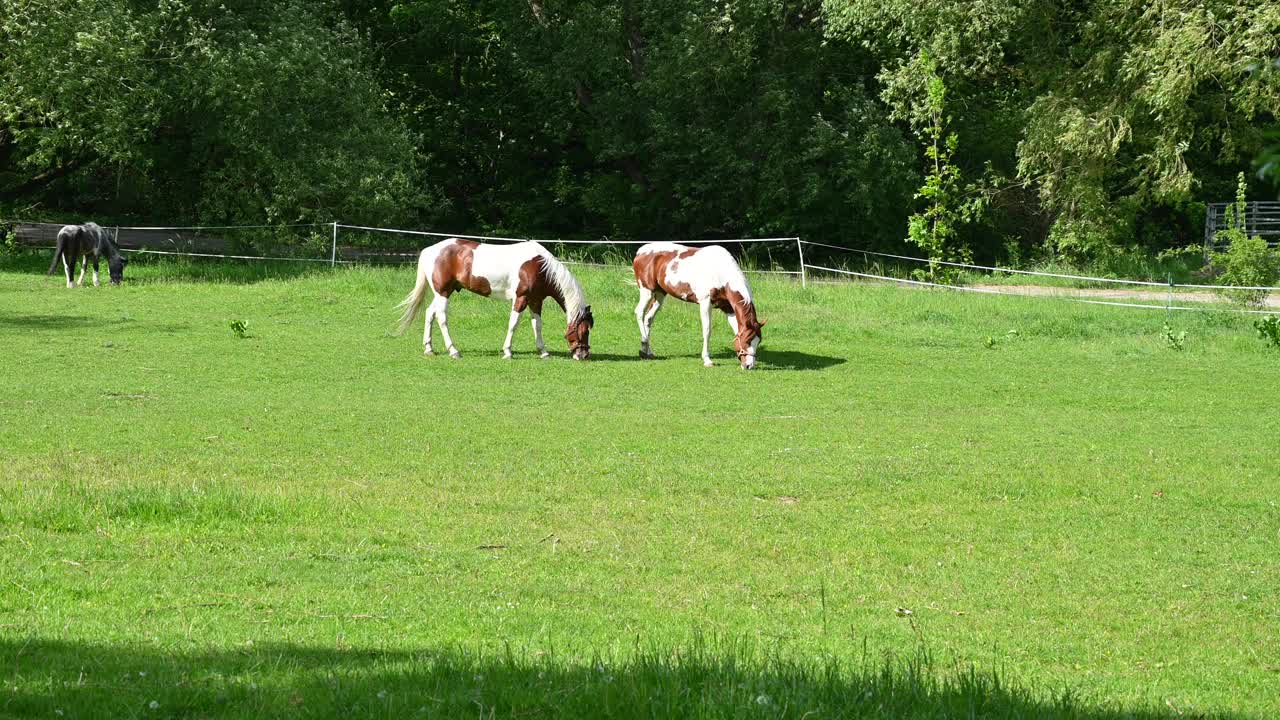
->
970, 284, 1280, 308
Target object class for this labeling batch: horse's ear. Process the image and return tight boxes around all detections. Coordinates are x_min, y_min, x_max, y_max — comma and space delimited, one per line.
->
757, 319, 766, 328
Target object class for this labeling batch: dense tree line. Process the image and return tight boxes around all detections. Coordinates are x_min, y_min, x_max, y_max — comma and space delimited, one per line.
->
2, 0, 1277, 260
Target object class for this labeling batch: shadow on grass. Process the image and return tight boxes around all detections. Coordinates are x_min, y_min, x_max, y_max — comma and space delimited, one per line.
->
0, 312, 131, 330
760, 349, 846, 370
0, 638, 1233, 720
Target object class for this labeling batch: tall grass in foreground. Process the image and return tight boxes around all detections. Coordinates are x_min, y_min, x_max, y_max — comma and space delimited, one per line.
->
2, 638, 1198, 719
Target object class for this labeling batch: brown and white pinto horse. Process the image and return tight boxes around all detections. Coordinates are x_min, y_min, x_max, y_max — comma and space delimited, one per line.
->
397, 239, 593, 360
633, 242, 765, 369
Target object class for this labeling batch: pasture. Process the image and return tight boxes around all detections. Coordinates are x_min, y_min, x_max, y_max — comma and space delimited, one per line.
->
1, 251, 1277, 719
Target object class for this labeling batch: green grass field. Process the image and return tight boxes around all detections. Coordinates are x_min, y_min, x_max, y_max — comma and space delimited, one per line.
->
1, 251, 1277, 719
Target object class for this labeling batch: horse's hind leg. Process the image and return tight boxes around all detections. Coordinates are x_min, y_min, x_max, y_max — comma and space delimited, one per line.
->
434, 294, 460, 358
91, 255, 100, 287
75, 256, 86, 286
698, 297, 714, 368
502, 300, 522, 359
635, 287, 652, 356
61, 253, 74, 289
421, 295, 438, 355
636, 289, 662, 359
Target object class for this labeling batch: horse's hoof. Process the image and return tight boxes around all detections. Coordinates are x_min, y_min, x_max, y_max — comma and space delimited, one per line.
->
503, 351, 513, 360
640, 350, 656, 360
424, 348, 434, 356
703, 360, 715, 368
449, 350, 462, 359
540, 352, 551, 359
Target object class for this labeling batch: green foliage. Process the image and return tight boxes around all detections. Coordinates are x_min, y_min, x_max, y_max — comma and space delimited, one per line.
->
228, 319, 248, 338
1018, 3, 1280, 254
0, 0, 434, 225
1214, 233, 1278, 307
1213, 174, 1280, 306
0, 0, 162, 172
826, 0, 1280, 259
1259, 127, 1280, 195
1162, 322, 1187, 351
176, 2, 433, 226
1250, 58, 1280, 196
376, 0, 916, 244
1255, 316, 1280, 350
1, 0, 1277, 258
0, 223, 17, 255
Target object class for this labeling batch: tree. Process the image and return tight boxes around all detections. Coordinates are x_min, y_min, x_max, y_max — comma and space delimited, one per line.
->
0, 0, 164, 202
824, 0, 1280, 259
365, 0, 918, 245
0, 0, 434, 225
1018, 2, 1280, 257
906, 59, 984, 275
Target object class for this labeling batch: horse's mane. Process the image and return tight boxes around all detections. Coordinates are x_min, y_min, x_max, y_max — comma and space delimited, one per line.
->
532, 245, 587, 323
81, 222, 117, 254
701, 245, 753, 305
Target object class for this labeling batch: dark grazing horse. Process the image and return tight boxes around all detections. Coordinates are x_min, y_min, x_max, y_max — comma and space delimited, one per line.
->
47, 222, 128, 287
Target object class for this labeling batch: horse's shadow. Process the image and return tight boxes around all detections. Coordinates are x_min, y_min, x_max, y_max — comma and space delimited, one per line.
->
589, 349, 845, 370
757, 349, 846, 371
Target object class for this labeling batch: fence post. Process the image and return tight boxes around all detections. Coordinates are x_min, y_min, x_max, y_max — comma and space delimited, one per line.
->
331, 222, 338, 267
796, 237, 807, 288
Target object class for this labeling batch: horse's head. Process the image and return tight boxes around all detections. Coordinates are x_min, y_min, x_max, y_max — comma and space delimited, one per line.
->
733, 315, 765, 370
565, 305, 594, 360
108, 254, 128, 285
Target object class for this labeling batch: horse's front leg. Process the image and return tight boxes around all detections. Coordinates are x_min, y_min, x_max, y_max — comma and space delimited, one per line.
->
92, 254, 100, 287
529, 312, 549, 358
76, 257, 87, 287
699, 297, 714, 367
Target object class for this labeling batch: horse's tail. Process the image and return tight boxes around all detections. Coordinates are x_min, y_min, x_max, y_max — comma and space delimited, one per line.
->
47, 228, 68, 275
394, 247, 435, 335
